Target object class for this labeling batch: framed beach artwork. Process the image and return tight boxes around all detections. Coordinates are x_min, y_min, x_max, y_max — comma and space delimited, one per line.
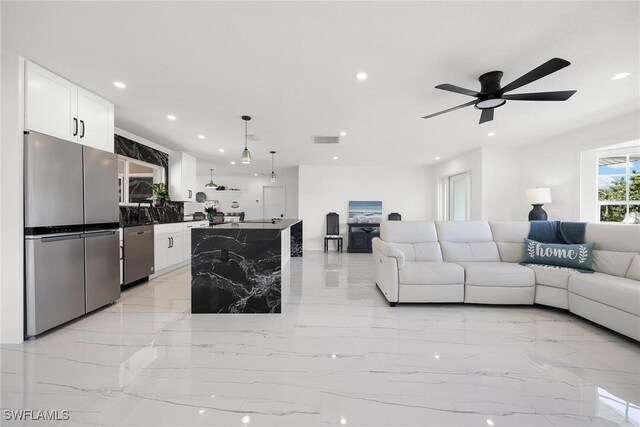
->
348, 201, 382, 223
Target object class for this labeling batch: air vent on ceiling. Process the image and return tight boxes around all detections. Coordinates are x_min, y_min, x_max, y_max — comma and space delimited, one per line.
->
312, 136, 340, 144
247, 134, 261, 142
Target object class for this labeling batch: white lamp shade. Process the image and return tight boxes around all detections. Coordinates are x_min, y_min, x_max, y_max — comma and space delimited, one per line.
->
526, 188, 552, 205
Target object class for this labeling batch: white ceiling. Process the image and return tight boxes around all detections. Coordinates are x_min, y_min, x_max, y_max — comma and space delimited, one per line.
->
3, 1, 639, 176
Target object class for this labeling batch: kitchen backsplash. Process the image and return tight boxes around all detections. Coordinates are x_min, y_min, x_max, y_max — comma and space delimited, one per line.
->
114, 134, 170, 185
119, 203, 184, 226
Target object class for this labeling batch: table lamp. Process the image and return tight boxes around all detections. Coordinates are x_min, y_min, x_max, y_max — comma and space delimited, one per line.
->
526, 188, 552, 221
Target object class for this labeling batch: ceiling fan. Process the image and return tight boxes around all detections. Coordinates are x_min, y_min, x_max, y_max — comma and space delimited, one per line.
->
422, 58, 577, 124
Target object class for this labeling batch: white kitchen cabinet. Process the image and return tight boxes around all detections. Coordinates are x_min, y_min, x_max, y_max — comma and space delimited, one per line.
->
77, 87, 115, 152
183, 221, 208, 260
166, 233, 184, 267
154, 235, 169, 272
25, 61, 114, 152
169, 151, 197, 202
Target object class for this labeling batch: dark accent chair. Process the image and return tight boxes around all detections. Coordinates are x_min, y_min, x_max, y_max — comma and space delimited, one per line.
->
388, 212, 402, 221
324, 212, 343, 253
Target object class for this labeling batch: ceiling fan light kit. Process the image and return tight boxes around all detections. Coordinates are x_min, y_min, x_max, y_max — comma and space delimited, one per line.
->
423, 58, 577, 124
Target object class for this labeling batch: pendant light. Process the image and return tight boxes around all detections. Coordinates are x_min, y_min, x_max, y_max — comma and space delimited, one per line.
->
241, 115, 251, 164
269, 151, 277, 183
205, 168, 218, 188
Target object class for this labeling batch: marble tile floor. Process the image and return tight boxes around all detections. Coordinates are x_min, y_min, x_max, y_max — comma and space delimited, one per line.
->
1, 251, 639, 427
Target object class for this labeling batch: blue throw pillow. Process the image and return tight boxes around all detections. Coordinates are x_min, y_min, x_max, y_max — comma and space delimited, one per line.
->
523, 238, 594, 271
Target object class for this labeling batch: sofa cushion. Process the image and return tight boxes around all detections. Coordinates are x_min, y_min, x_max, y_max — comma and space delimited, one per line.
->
435, 221, 493, 242
496, 242, 525, 263
399, 262, 464, 285
525, 264, 577, 289
568, 272, 640, 317
457, 262, 535, 287
381, 221, 438, 243
523, 239, 594, 271
390, 242, 443, 262
592, 250, 636, 277
440, 241, 500, 262
490, 222, 530, 263
489, 221, 531, 242
627, 255, 640, 281
585, 223, 640, 252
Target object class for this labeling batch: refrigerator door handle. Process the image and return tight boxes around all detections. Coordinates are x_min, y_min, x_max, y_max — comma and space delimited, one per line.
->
84, 230, 117, 238
41, 234, 83, 243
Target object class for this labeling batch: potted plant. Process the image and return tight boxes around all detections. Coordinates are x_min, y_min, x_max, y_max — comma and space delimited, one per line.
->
152, 183, 171, 207
204, 201, 217, 223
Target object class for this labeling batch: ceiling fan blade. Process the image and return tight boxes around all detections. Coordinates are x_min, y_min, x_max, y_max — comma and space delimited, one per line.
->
502, 90, 577, 101
435, 84, 480, 98
501, 58, 571, 93
479, 108, 494, 124
422, 99, 477, 119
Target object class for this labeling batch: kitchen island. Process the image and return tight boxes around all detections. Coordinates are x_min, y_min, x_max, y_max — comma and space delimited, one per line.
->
191, 219, 302, 313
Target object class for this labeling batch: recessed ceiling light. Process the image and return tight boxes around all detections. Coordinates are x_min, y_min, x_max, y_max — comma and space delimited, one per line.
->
340, 131, 347, 137
356, 72, 368, 80
210, 394, 216, 398
486, 420, 494, 426
230, 161, 236, 165
167, 114, 176, 121
241, 415, 251, 424
340, 418, 347, 425
198, 410, 205, 414
435, 156, 441, 160
113, 81, 126, 89
333, 156, 339, 160
218, 149, 225, 153
611, 72, 630, 80
487, 132, 495, 137
254, 173, 258, 177
331, 353, 337, 359
434, 353, 440, 359
198, 135, 205, 139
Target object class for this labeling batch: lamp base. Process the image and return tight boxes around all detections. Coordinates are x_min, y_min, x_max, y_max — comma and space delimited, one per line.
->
528, 204, 548, 221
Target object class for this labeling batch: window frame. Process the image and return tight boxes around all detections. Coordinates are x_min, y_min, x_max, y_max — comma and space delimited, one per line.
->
118, 156, 166, 206
597, 152, 640, 222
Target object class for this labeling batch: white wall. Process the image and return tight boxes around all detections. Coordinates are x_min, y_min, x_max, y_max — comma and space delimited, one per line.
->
433, 148, 483, 220
298, 165, 435, 250
1, 48, 25, 343
517, 111, 640, 221
193, 166, 299, 220
481, 145, 522, 221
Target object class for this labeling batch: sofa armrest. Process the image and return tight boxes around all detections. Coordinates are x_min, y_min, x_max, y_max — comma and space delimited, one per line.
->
372, 237, 405, 269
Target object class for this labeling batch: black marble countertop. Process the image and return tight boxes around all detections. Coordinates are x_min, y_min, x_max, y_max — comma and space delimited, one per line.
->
121, 219, 209, 228
203, 219, 301, 230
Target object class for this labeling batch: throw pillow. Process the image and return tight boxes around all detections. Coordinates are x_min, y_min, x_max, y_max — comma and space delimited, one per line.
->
522, 238, 594, 271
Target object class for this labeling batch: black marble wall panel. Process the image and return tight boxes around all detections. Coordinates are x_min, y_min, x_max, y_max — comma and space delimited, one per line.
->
119, 203, 183, 226
291, 220, 303, 257
114, 134, 169, 185
191, 228, 282, 314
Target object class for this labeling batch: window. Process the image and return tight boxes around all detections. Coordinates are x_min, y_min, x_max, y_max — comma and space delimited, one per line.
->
118, 157, 165, 204
598, 153, 640, 222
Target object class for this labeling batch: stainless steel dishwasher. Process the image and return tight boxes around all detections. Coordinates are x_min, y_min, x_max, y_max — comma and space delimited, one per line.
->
123, 224, 155, 286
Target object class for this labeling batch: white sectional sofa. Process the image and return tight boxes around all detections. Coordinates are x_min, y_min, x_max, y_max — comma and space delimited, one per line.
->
372, 220, 640, 341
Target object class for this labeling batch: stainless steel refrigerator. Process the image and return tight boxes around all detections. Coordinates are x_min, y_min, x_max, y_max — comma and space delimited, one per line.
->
24, 131, 120, 337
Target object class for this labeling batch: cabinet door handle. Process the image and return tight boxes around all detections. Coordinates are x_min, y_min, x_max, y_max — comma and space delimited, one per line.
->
73, 118, 78, 136
80, 120, 85, 138
170, 237, 174, 248
188, 190, 192, 199
168, 237, 171, 248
